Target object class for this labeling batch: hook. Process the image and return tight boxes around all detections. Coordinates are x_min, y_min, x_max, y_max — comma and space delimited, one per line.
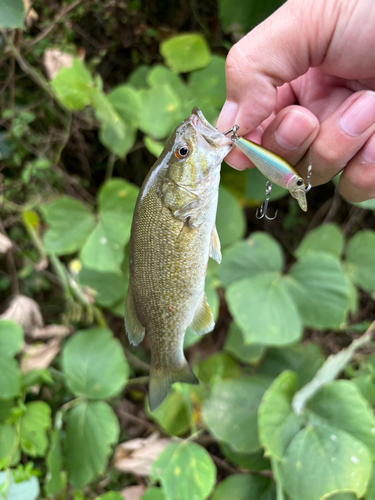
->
223, 124, 240, 141
256, 181, 278, 220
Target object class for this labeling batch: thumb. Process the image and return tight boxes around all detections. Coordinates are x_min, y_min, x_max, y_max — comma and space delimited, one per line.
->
217, 0, 335, 135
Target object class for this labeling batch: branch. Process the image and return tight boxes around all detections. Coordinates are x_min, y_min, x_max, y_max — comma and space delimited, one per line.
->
28, 0, 85, 46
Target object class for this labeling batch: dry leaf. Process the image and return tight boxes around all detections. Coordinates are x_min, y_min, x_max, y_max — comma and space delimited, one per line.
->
121, 485, 145, 500
0, 233, 12, 253
43, 49, 74, 79
21, 338, 61, 373
1, 295, 43, 334
23, 0, 38, 27
30, 324, 70, 339
43, 49, 85, 79
113, 432, 172, 477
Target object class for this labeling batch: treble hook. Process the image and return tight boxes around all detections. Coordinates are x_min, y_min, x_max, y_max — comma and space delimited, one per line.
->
256, 181, 278, 220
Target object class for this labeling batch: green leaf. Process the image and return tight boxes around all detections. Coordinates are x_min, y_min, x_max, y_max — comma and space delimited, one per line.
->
258, 371, 301, 460
284, 252, 349, 329
345, 230, 375, 293
51, 59, 93, 110
306, 381, 375, 459
144, 136, 164, 158
0, 320, 23, 357
41, 197, 95, 255
80, 179, 138, 272
20, 402, 51, 457
152, 441, 216, 500
141, 487, 167, 500
0, 471, 39, 500
216, 186, 246, 248
96, 493, 124, 500
220, 444, 271, 471
258, 343, 324, 389
78, 268, 127, 308
211, 474, 276, 500
188, 56, 226, 109
64, 401, 119, 488
365, 464, 375, 500
149, 385, 198, 436
62, 327, 128, 399
99, 119, 135, 158
0, 399, 15, 424
217, 232, 284, 288
0, 0, 24, 29
196, 352, 240, 385
107, 85, 142, 128
127, 65, 149, 89
138, 85, 182, 139
227, 272, 302, 346
147, 65, 190, 101
0, 424, 18, 466
202, 376, 271, 453
45, 428, 66, 497
295, 223, 344, 259
224, 322, 265, 365
0, 356, 21, 398
281, 423, 372, 500
160, 34, 211, 73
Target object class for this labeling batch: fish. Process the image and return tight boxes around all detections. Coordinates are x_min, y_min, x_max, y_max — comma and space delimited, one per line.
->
125, 108, 233, 411
231, 135, 309, 211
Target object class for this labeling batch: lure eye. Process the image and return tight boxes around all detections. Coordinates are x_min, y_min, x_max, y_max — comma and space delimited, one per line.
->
175, 143, 190, 159
296, 179, 304, 187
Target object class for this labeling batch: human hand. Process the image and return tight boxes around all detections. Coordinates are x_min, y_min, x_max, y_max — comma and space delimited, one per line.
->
217, 0, 375, 202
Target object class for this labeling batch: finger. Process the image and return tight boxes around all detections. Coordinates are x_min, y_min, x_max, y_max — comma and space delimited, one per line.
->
295, 90, 375, 185
261, 105, 320, 165
217, 0, 333, 134
224, 106, 319, 170
338, 132, 375, 202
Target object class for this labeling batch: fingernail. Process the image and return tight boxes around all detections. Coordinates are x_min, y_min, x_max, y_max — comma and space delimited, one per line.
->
362, 133, 375, 163
217, 101, 238, 131
340, 91, 375, 137
275, 111, 316, 150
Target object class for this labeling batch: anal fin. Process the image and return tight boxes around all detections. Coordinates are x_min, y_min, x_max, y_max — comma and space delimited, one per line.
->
209, 225, 221, 264
188, 293, 215, 335
124, 284, 145, 346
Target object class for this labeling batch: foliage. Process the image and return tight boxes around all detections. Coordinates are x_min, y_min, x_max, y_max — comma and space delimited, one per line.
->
0, 0, 375, 499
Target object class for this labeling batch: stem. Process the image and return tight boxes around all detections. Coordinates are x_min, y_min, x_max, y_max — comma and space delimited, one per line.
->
126, 376, 149, 386
124, 349, 150, 372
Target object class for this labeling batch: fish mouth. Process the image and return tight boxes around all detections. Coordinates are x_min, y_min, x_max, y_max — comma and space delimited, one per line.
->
190, 107, 233, 152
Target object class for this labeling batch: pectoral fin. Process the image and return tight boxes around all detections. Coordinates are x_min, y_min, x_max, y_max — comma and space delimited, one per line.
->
209, 225, 221, 264
189, 293, 215, 335
124, 284, 145, 346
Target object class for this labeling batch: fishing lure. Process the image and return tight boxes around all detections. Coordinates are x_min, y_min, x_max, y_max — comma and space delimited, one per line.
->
224, 125, 312, 215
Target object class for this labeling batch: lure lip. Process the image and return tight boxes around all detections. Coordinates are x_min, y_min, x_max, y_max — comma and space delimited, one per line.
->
190, 107, 233, 151
291, 189, 308, 212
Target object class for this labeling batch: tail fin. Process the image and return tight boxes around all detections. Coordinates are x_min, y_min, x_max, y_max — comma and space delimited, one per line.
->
149, 362, 199, 412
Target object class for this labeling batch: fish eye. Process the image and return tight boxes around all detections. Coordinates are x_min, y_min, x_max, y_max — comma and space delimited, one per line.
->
296, 179, 304, 186
175, 143, 190, 159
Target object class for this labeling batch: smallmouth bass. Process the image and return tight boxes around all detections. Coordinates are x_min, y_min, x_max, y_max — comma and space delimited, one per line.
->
125, 108, 233, 411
